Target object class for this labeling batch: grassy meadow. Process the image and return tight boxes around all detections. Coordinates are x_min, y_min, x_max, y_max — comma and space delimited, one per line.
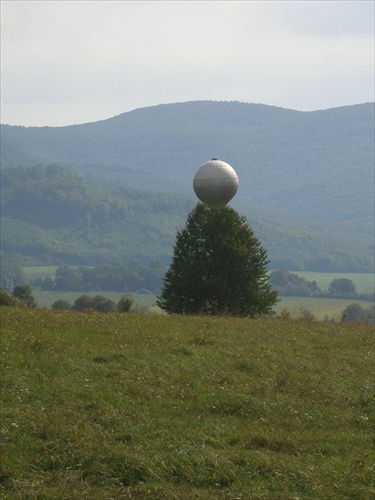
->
1, 308, 374, 499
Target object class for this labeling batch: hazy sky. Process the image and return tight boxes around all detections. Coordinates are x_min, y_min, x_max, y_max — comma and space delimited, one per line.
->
1, 0, 374, 127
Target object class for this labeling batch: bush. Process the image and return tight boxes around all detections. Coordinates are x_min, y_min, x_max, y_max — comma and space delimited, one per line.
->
329, 278, 356, 296
269, 269, 320, 296
297, 308, 317, 322
117, 295, 134, 313
12, 284, 37, 308
91, 295, 116, 313
0, 289, 25, 307
71, 294, 116, 313
51, 299, 71, 310
341, 303, 375, 324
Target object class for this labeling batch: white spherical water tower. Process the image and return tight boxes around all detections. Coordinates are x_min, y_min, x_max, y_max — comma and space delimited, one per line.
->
193, 159, 239, 206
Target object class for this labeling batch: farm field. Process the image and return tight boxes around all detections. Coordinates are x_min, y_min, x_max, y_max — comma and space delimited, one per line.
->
23, 266, 59, 280
1, 308, 373, 499
293, 272, 374, 295
274, 297, 373, 321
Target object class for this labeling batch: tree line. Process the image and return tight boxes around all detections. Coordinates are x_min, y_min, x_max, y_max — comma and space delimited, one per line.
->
269, 269, 374, 301
0, 285, 134, 313
33, 261, 167, 295
1, 284, 373, 324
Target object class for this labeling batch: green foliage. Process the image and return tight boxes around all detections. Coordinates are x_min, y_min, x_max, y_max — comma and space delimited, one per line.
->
117, 295, 134, 313
296, 308, 317, 322
12, 284, 37, 308
1, 308, 374, 498
269, 269, 321, 296
0, 289, 25, 307
51, 299, 71, 310
341, 303, 375, 325
2, 99, 375, 274
269, 270, 375, 301
158, 204, 278, 316
71, 294, 117, 313
329, 278, 356, 296
1, 165, 193, 266
0, 252, 26, 289
291, 271, 375, 295
1, 102, 373, 230
52, 261, 166, 293
41, 276, 54, 290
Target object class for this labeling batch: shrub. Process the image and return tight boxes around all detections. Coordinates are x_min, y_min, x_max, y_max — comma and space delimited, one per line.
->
117, 295, 134, 313
329, 278, 356, 296
0, 289, 25, 307
91, 295, 117, 313
297, 308, 316, 322
51, 299, 71, 310
341, 303, 375, 324
71, 294, 94, 311
71, 294, 116, 313
12, 284, 37, 308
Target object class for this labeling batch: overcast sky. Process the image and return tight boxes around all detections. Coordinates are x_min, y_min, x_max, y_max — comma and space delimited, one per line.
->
1, 0, 374, 127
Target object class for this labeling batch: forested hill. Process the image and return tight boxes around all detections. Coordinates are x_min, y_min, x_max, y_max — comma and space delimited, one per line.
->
0, 101, 374, 271
1, 165, 373, 272
1, 101, 373, 222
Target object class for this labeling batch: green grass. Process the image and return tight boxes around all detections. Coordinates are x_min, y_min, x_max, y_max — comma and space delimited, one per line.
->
1, 308, 374, 499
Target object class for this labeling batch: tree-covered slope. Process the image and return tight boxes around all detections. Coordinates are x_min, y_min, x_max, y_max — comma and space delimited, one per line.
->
1, 101, 373, 221
0, 166, 193, 265
1, 165, 373, 271
1, 101, 373, 271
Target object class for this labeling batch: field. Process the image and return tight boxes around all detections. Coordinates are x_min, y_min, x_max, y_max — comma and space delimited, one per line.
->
274, 297, 373, 321
1, 308, 374, 499
293, 272, 375, 295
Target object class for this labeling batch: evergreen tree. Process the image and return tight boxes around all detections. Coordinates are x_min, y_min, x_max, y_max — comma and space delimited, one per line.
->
157, 204, 278, 316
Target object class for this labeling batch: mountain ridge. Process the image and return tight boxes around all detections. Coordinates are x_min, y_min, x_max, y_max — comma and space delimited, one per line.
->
1, 101, 374, 272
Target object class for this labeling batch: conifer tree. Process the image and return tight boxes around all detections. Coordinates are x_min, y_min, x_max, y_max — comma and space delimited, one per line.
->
157, 204, 278, 316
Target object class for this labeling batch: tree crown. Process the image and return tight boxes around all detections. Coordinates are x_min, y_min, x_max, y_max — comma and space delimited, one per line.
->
157, 203, 277, 316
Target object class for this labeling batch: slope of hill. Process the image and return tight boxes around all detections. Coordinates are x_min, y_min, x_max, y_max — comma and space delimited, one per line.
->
1, 101, 374, 270
0, 165, 373, 271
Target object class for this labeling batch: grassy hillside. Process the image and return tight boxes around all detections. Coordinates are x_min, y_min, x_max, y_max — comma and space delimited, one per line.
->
1, 308, 373, 499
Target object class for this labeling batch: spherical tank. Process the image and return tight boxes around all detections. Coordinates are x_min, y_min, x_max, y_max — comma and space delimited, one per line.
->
193, 159, 239, 206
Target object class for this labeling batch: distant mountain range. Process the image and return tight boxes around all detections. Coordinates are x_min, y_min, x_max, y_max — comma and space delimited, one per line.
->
1, 101, 374, 272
